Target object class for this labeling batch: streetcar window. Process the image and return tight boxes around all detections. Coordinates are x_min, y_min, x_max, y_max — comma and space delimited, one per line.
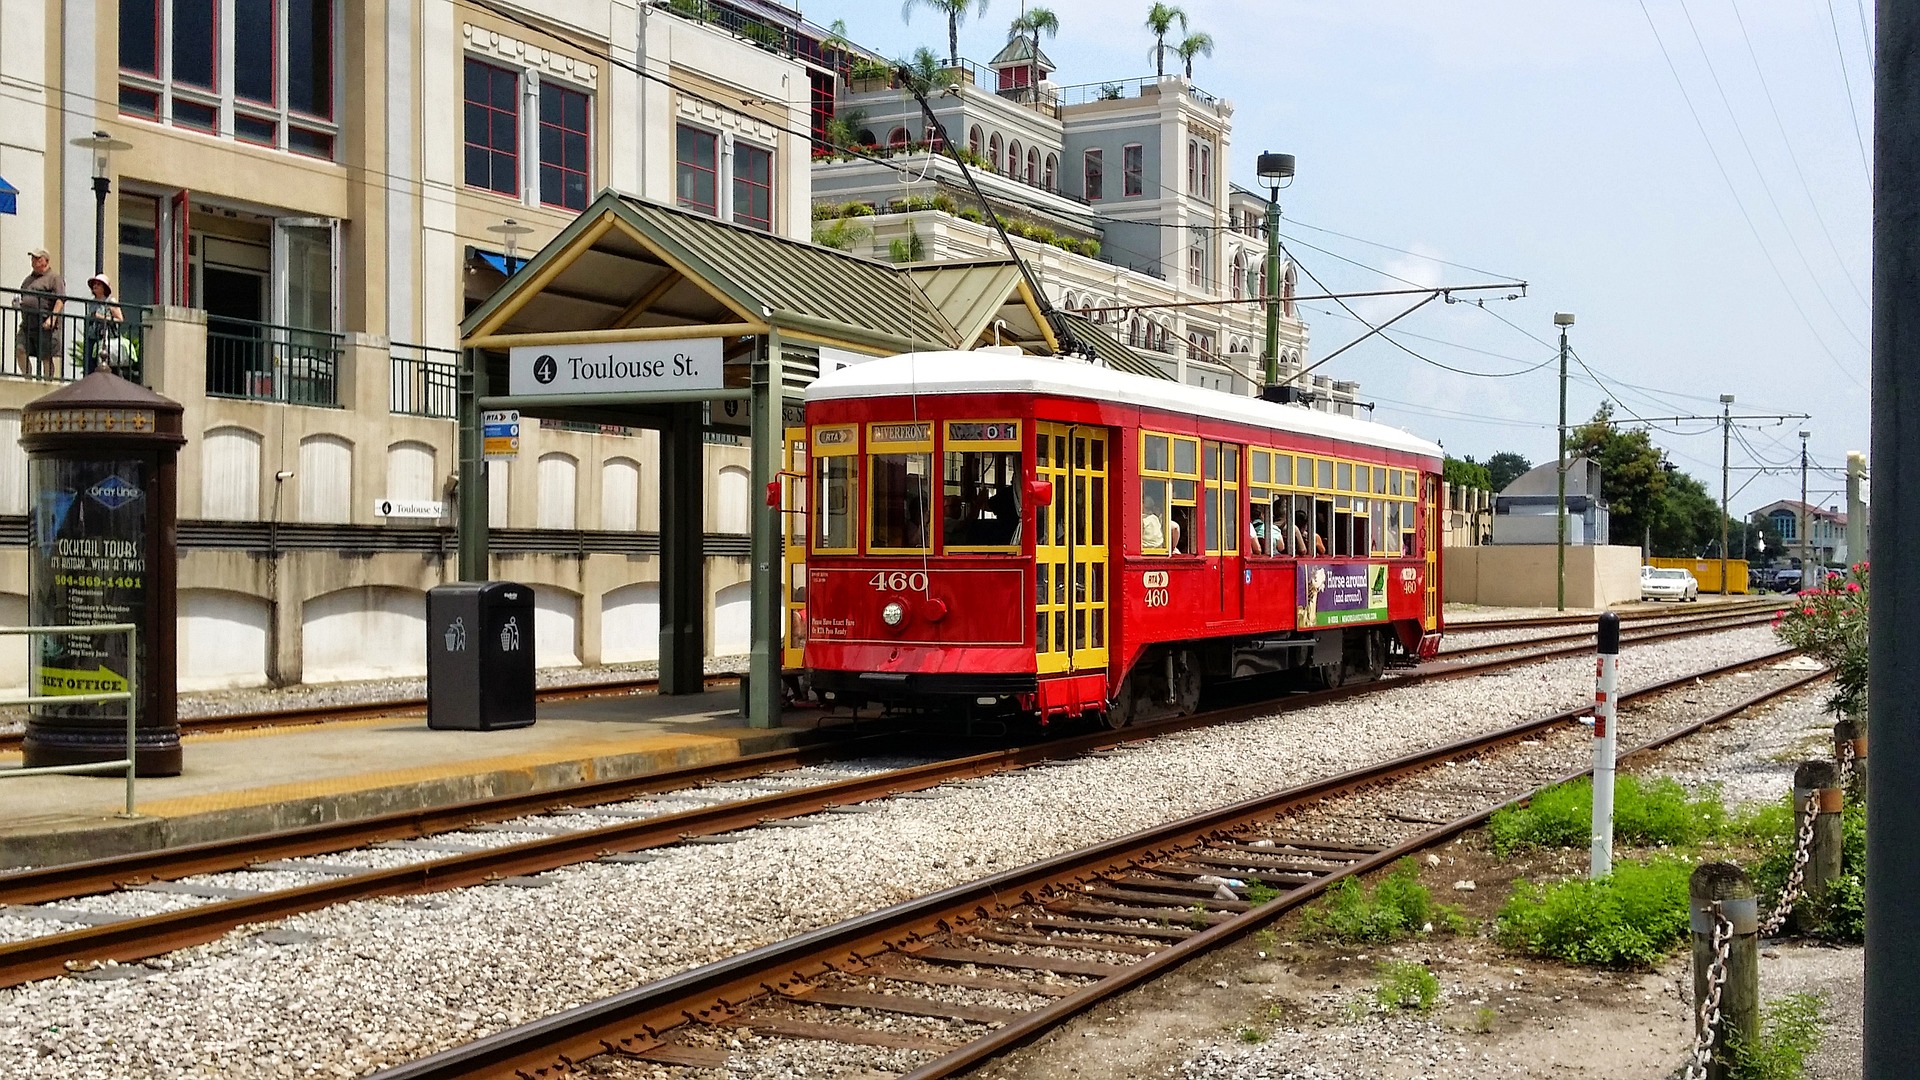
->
1389, 469, 1403, 497
813, 456, 856, 551
1249, 497, 1271, 555
1171, 504, 1196, 555
1337, 461, 1354, 492
943, 448, 1022, 550
869, 453, 933, 551
1318, 459, 1334, 490
1203, 441, 1239, 555
1141, 480, 1171, 554
1144, 434, 1169, 472
1173, 438, 1197, 476
1384, 503, 1403, 556
1274, 454, 1293, 486
1251, 452, 1269, 485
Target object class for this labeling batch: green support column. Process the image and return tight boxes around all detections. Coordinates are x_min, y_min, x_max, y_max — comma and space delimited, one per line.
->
658, 401, 705, 694
745, 331, 786, 729
456, 349, 490, 581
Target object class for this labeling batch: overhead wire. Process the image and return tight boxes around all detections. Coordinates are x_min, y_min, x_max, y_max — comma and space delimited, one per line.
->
1635, 0, 1865, 388
1826, 0, 1875, 179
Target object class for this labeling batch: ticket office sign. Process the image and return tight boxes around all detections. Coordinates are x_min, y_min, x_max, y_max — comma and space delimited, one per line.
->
28, 458, 148, 712
1296, 562, 1390, 628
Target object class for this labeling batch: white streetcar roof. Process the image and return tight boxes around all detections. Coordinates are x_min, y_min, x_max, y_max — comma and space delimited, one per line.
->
806, 351, 1444, 461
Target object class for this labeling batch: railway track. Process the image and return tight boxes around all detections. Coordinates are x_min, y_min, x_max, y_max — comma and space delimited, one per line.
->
364, 652, 1825, 1079
0, 672, 742, 755
1446, 598, 1779, 633
0, 612, 1783, 990
1435, 604, 1780, 660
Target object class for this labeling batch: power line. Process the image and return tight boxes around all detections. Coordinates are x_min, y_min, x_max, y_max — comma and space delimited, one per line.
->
1635, 0, 1865, 388
1826, 0, 1875, 178
1276, 216, 1523, 280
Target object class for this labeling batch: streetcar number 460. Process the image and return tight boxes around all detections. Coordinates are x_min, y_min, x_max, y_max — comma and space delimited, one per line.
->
869, 571, 929, 592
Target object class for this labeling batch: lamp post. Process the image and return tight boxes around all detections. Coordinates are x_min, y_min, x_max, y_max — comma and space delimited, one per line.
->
1799, 430, 1812, 579
486, 218, 535, 274
1256, 152, 1295, 400
1554, 312, 1574, 612
68, 130, 132, 276
1719, 394, 1735, 595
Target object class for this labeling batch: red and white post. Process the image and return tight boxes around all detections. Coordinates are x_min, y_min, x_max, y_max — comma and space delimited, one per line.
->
1591, 612, 1621, 879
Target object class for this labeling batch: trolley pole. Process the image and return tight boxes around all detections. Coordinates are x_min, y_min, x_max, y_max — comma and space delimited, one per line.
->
1867, 2, 1920, 1070
1591, 612, 1620, 879
1555, 313, 1574, 612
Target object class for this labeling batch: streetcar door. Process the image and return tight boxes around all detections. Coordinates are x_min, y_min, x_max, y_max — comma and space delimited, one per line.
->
1034, 424, 1110, 675
782, 427, 807, 671
1423, 474, 1440, 631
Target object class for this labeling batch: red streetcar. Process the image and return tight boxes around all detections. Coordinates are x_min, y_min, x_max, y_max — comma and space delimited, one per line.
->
797, 351, 1445, 727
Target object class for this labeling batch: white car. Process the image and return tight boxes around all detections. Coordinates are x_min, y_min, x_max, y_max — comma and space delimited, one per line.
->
1641, 567, 1699, 602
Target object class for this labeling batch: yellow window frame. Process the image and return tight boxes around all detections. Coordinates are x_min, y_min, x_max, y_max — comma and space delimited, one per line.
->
865, 421, 935, 555
1203, 441, 1240, 555
809, 424, 859, 555
942, 419, 1023, 553
1139, 430, 1200, 555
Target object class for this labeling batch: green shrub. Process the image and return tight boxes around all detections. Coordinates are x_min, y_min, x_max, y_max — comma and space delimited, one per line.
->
1748, 796, 1865, 942
1079, 239, 1101, 258
957, 207, 985, 224
1489, 776, 1727, 855
1373, 960, 1441, 1012
1299, 859, 1469, 944
1496, 856, 1692, 968
1244, 880, 1281, 906
1730, 992, 1826, 1080
931, 193, 959, 214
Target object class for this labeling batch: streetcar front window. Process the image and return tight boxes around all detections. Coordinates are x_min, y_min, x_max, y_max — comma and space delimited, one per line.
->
943, 449, 1023, 549
869, 453, 933, 551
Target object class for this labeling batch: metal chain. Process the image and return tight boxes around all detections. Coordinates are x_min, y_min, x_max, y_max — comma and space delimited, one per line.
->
1759, 807, 1819, 936
1837, 738, 1857, 789
1684, 905, 1734, 1080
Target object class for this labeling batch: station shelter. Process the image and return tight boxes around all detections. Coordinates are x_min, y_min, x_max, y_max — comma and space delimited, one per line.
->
457, 192, 1128, 727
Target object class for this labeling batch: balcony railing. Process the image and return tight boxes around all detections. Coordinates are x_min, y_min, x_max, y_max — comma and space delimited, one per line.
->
206, 319, 342, 407
390, 343, 459, 418
0, 286, 147, 385
1054, 75, 1222, 109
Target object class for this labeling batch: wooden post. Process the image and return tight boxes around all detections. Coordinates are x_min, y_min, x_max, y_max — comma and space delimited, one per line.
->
1794, 760, 1845, 932
1835, 716, 1868, 803
1691, 863, 1759, 1080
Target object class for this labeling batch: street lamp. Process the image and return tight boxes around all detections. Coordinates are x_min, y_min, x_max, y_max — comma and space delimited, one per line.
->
1554, 311, 1574, 612
1799, 429, 1812, 577
486, 218, 535, 274
1257, 151, 1295, 400
69, 129, 132, 276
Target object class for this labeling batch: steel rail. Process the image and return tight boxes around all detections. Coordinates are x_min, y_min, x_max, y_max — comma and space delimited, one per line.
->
0, 620, 1786, 987
1449, 599, 1780, 633
366, 649, 1816, 1080
1437, 607, 1780, 660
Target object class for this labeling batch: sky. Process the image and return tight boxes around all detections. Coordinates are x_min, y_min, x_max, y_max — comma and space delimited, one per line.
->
821, 0, 1875, 517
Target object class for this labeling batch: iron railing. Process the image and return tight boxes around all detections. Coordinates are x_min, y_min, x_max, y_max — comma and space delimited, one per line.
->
206, 319, 343, 407
390, 343, 459, 418
0, 285, 147, 384
1055, 75, 1223, 109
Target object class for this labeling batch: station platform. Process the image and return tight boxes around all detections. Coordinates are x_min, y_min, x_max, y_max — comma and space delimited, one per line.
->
0, 690, 845, 868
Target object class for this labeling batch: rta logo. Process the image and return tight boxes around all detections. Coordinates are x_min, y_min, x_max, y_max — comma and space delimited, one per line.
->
533, 355, 558, 384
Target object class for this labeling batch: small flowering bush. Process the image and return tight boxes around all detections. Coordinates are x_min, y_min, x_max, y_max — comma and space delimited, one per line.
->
1773, 562, 1869, 718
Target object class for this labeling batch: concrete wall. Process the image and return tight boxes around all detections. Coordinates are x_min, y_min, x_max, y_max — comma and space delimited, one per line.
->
1444, 544, 1643, 609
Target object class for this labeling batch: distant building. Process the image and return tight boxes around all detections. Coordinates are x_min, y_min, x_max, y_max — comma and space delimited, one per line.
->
1756, 500, 1848, 565
1491, 458, 1609, 546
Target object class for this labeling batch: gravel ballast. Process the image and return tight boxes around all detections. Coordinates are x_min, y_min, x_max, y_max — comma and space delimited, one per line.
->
0, 626, 1784, 1078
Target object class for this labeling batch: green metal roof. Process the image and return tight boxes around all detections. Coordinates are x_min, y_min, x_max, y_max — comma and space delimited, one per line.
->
1053, 311, 1173, 380
462, 190, 961, 353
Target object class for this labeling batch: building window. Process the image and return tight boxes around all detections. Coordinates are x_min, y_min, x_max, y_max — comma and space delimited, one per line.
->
1084, 148, 1103, 201
539, 82, 591, 211
1188, 237, 1207, 287
969, 125, 984, 156
988, 133, 1003, 172
1026, 147, 1039, 185
120, 0, 337, 158
1123, 143, 1143, 196
733, 142, 774, 231
1230, 252, 1245, 300
676, 124, 719, 215
464, 59, 520, 196
1008, 139, 1022, 176
1044, 153, 1057, 191
1198, 142, 1213, 199
810, 71, 835, 150
888, 126, 910, 148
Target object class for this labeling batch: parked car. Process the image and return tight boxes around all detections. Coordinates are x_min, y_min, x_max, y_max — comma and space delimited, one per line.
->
1641, 566, 1700, 602
1770, 568, 1803, 593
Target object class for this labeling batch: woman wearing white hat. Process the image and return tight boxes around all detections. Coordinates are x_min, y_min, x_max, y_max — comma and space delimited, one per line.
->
81, 273, 125, 374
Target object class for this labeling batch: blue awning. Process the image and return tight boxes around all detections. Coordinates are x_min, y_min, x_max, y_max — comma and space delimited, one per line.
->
0, 175, 16, 216
474, 250, 525, 276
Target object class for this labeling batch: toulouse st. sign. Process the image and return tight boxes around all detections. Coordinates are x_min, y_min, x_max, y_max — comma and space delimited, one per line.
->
508, 338, 725, 397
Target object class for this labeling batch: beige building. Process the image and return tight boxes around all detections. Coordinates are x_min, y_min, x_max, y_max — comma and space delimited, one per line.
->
0, 0, 827, 692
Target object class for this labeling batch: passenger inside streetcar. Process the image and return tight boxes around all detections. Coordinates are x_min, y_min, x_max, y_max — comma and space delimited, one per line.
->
1248, 502, 1270, 554
1142, 485, 1169, 553
1299, 510, 1326, 557
1169, 505, 1193, 555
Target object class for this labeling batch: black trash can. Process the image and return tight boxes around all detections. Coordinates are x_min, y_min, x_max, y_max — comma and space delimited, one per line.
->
426, 581, 536, 730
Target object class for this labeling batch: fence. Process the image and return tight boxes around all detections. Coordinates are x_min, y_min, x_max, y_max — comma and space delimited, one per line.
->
0, 285, 147, 384
0, 623, 138, 817
1054, 75, 1223, 109
390, 343, 460, 418
206, 319, 342, 406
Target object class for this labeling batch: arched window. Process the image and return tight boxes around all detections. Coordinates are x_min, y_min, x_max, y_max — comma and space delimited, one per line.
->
1283, 262, 1298, 317
1187, 138, 1198, 193
1026, 147, 1039, 185
1007, 139, 1021, 176
968, 125, 984, 156
856, 128, 876, 146
927, 127, 945, 152
988, 132, 1003, 172
887, 126, 910, 148
1230, 252, 1245, 300
1044, 153, 1058, 191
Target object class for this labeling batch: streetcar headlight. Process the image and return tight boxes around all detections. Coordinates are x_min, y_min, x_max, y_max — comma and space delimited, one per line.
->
881, 600, 907, 627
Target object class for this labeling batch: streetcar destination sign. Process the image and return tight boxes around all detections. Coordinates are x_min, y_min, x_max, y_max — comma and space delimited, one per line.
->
508, 337, 724, 396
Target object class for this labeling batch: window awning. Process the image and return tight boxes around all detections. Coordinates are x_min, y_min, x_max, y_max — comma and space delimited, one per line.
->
0, 175, 17, 216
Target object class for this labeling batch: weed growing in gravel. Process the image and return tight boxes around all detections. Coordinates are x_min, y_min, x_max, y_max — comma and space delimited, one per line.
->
1236, 1026, 1266, 1044
1745, 796, 1866, 942
1489, 776, 1727, 854
1188, 902, 1210, 929
1252, 929, 1279, 954
1299, 858, 1470, 944
1373, 960, 1441, 1012
1728, 992, 1827, 1080
1472, 1006, 1498, 1033
1245, 880, 1282, 906
1495, 856, 1693, 968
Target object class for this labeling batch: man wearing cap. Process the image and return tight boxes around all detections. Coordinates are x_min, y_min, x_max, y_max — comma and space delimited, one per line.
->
13, 248, 65, 378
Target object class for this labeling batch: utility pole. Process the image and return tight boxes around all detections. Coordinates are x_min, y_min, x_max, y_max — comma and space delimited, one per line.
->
1555, 312, 1574, 612
1257, 152, 1296, 397
1868, 2, 1920, 1069
1847, 450, 1867, 563
1799, 430, 1812, 579
1721, 394, 1734, 596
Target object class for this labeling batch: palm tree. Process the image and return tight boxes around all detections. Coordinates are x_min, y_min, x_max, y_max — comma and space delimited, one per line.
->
1175, 30, 1213, 79
1144, 3, 1187, 78
900, 46, 959, 95
1008, 7, 1058, 89
902, 0, 990, 66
